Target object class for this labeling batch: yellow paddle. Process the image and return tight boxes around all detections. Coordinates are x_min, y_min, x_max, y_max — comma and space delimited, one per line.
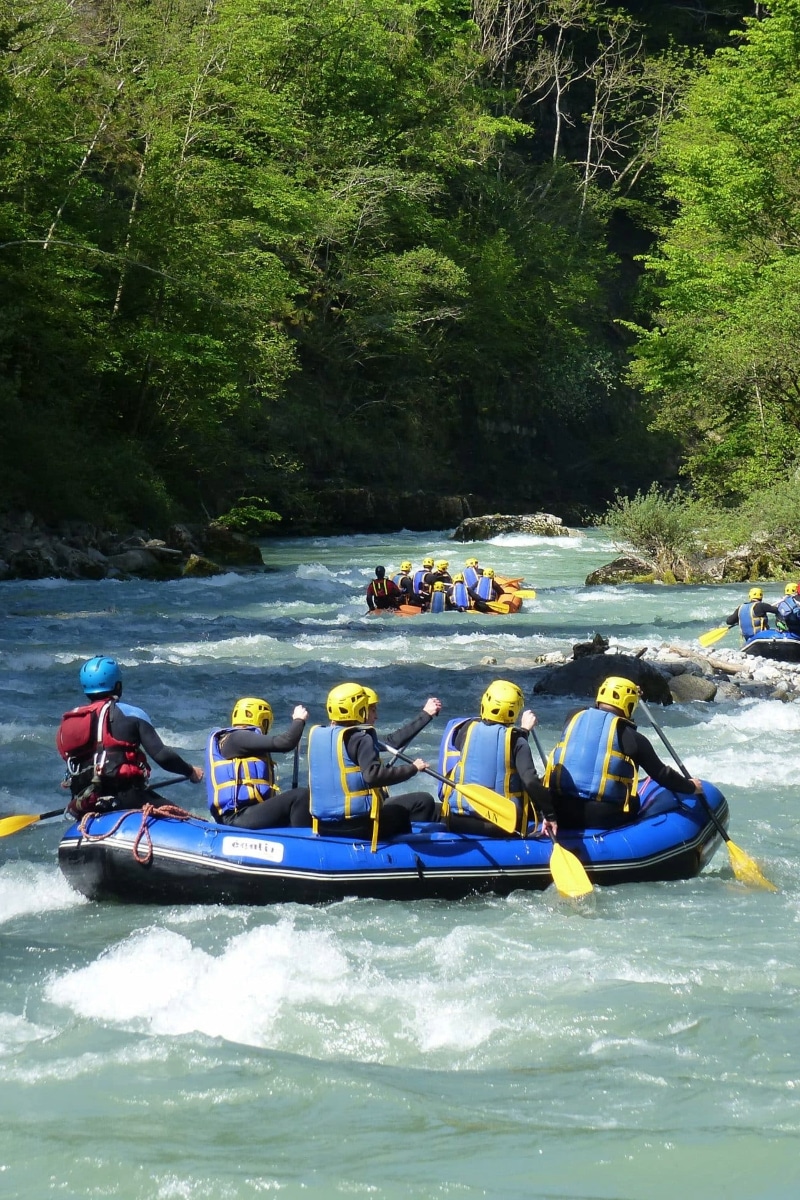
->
529, 728, 593, 899
514, 589, 537, 599
0, 807, 65, 839
698, 624, 732, 648
637, 699, 777, 891
0, 777, 190, 840
382, 744, 517, 833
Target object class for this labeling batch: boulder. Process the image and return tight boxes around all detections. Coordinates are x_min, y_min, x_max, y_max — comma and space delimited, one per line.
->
200, 522, 264, 566
531, 652, 673, 705
668, 673, 718, 703
451, 512, 579, 542
106, 548, 162, 575
585, 555, 657, 585
183, 553, 224, 577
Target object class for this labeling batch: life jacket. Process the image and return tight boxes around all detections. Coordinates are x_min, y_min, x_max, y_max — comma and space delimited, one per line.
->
371, 578, 391, 598
464, 566, 481, 589
546, 708, 637, 809
56, 699, 150, 810
451, 721, 523, 817
436, 716, 470, 802
392, 571, 412, 590
739, 601, 767, 639
452, 580, 470, 609
777, 595, 800, 634
205, 725, 277, 820
308, 725, 381, 820
430, 585, 446, 614
412, 568, 428, 596
475, 574, 494, 601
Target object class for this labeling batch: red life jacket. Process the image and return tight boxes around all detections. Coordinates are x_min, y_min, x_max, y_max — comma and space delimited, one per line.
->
56, 699, 150, 784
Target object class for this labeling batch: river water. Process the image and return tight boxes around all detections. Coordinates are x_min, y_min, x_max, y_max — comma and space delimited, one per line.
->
1, 528, 798, 1200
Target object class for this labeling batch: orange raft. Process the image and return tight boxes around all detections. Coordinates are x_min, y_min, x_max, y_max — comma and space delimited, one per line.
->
369, 576, 530, 616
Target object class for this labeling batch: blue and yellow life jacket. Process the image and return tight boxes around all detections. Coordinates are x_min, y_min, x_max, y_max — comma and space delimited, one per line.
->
545, 708, 637, 810
464, 566, 480, 589
308, 724, 380, 820
451, 721, 523, 817
739, 601, 767, 639
205, 725, 277, 820
777, 595, 800, 634
412, 568, 428, 596
436, 716, 469, 802
430, 586, 446, 614
452, 580, 470, 609
475, 574, 493, 601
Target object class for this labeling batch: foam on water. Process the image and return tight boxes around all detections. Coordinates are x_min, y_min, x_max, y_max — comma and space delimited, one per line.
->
0, 862, 83, 924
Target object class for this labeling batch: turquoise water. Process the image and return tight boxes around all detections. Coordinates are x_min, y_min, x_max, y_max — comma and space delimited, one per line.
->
1, 528, 799, 1199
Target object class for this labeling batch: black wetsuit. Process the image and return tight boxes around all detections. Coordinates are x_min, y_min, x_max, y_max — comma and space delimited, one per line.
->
552, 709, 697, 830
725, 601, 780, 629
215, 718, 310, 828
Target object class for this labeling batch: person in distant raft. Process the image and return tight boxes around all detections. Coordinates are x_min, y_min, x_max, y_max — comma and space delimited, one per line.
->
545, 676, 702, 830
308, 683, 436, 839
57, 656, 204, 818
391, 561, 417, 604
725, 587, 780, 639
366, 565, 403, 611
413, 557, 435, 609
206, 697, 311, 828
776, 582, 800, 636
439, 680, 557, 838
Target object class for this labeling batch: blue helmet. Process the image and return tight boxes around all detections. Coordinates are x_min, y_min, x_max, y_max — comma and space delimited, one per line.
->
79, 656, 122, 696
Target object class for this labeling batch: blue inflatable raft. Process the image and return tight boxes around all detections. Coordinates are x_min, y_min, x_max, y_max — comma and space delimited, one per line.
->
743, 630, 800, 662
57, 778, 729, 905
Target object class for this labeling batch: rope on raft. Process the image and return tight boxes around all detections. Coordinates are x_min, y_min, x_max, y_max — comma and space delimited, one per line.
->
77, 803, 196, 864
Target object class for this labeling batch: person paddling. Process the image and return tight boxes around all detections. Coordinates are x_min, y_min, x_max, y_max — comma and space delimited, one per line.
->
57, 656, 203, 818
545, 676, 702, 829
776, 583, 800, 635
724, 587, 780, 639
366, 565, 403, 611
206, 697, 311, 828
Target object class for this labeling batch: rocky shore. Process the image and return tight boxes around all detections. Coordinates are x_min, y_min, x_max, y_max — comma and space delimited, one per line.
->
0, 514, 264, 581
485, 634, 800, 706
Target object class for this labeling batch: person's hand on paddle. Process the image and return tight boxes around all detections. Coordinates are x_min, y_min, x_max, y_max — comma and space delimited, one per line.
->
292, 704, 309, 721
541, 817, 558, 839
187, 765, 204, 784
412, 757, 429, 773
520, 709, 538, 731
423, 697, 442, 717
689, 777, 703, 794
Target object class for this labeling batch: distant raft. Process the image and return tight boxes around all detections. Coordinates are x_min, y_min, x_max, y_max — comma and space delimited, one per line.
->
370, 575, 531, 616
57, 778, 728, 906
742, 630, 800, 662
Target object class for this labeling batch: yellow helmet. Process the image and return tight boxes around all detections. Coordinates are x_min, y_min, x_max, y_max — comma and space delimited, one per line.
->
422, 557, 434, 568
465, 558, 479, 567
231, 697, 273, 733
453, 573, 465, 582
480, 680, 524, 724
484, 567, 495, 578
596, 676, 640, 719
749, 587, 763, 601
784, 582, 797, 596
399, 561, 412, 573
435, 560, 449, 571
433, 581, 446, 591
326, 682, 369, 723
362, 686, 378, 707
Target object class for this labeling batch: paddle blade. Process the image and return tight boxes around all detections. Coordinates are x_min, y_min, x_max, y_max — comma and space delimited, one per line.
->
550, 843, 593, 899
726, 840, 778, 891
0, 813, 44, 838
698, 625, 731, 648
456, 783, 518, 833
515, 589, 537, 599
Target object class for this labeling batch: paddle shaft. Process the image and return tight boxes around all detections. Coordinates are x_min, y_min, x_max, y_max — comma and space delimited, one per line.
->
381, 743, 462, 792
530, 727, 548, 771
637, 698, 730, 844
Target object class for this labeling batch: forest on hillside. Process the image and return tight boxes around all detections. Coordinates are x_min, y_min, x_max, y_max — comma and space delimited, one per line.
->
1, 0, 798, 532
